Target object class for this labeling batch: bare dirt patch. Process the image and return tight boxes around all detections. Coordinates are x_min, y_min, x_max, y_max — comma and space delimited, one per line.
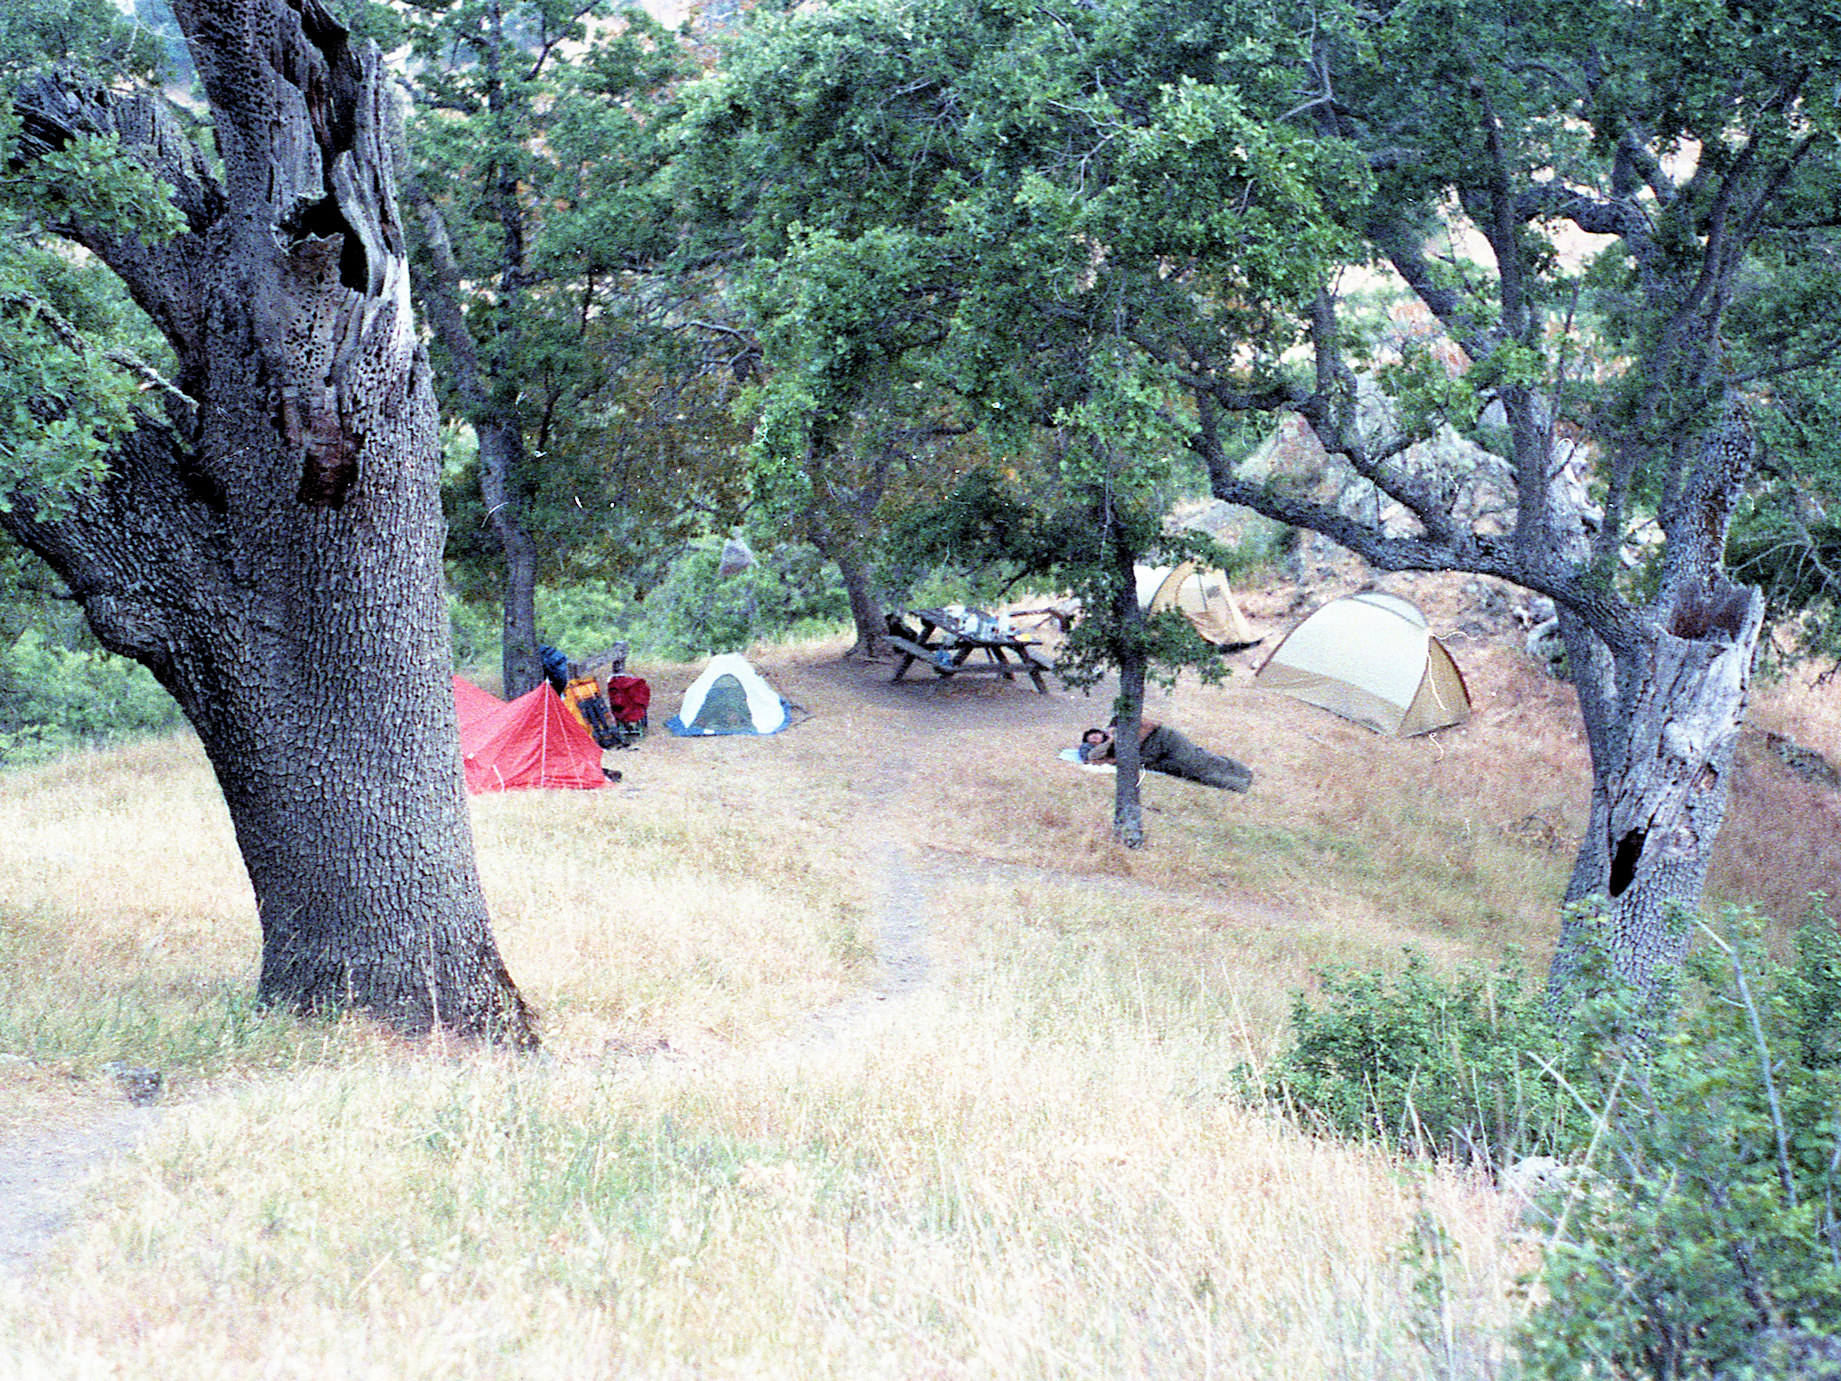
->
0, 1060, 159, 1277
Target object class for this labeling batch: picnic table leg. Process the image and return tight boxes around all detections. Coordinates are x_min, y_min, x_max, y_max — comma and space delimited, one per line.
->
1004, 642, 1050, 693
888, 627, 947, 682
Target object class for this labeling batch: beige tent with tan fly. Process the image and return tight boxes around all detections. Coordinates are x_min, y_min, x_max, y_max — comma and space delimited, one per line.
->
1254, 591, 1469, 736
1138, 561, 1261, 650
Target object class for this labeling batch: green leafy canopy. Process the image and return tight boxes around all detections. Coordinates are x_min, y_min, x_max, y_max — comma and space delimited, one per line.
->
0, 0, 187, 516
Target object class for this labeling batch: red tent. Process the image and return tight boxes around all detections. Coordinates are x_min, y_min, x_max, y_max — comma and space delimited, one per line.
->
453, 675, 505, 733
454, 680, 606, 793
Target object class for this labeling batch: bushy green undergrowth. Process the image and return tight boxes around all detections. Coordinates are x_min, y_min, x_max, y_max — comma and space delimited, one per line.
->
0, 625, 184, 767
1249, 950, 1576, 1166
638, 541, 851, 658
454, 539, 857, 672
1520, 908, 1841, 1379
1260, 905, 1841, 1377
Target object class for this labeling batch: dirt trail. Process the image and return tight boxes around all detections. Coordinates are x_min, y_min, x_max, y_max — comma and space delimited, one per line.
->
749, 655, 1090, 1060
0, 1056, 167, 1280
0, 1107, 158, 1278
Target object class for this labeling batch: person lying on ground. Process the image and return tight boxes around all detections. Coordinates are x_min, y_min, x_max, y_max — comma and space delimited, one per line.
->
1079, 721, 1254, 792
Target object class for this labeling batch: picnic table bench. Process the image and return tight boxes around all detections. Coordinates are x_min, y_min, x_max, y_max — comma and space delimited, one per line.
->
887, 609, 1056, 694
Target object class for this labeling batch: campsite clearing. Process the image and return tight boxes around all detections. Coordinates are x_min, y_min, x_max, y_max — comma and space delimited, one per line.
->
3, 571, 1840, 1379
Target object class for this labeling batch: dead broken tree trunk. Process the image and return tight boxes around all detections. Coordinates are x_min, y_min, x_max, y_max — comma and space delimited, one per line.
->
1546, 400, 1766, 1010
1549, 593, 1764, 1005
6, 0, 534, 1043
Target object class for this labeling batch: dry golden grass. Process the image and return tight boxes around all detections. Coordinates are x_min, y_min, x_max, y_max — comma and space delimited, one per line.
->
1, 590, 1836, 1378
0, 986, 1534, 1379
471, 784, 867, 1050
1710, 664, 1841, 934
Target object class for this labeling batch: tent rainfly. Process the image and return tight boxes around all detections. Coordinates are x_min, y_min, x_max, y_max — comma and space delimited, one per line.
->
453, 674, 506, 734
1141, 560, 1260, 650
455, 680, 608, 791
1254, 592, 1470, 736
666, 653, 792, 736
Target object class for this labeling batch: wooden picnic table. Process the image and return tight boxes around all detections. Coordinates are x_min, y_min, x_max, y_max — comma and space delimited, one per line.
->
886, 608, 1055, 694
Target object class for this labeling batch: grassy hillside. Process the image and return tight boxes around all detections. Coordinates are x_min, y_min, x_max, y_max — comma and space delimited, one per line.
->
1, 574, 1836, 1378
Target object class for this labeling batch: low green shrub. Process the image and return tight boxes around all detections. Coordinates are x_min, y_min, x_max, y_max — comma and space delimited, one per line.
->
1258, 906, 1841, 1376
1247, 950, 1577, 1166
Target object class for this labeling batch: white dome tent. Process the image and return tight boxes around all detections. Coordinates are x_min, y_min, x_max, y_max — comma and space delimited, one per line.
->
1255, 592, 1470, 736
666, 653, 792, 736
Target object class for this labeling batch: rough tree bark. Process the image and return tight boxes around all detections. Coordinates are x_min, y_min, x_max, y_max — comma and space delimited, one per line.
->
6, 0, 535, 1043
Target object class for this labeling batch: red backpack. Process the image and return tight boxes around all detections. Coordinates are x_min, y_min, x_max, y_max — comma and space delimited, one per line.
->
607, 675, 651, 727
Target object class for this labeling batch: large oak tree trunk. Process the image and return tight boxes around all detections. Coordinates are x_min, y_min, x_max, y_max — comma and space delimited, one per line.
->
827, 536, 889, 660
7, 0, 534, 1043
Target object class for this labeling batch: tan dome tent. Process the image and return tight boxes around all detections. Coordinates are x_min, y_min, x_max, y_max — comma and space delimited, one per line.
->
1137, 561, 1261, 650
1255, 592, 1470, 736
